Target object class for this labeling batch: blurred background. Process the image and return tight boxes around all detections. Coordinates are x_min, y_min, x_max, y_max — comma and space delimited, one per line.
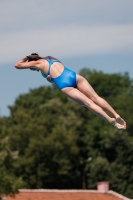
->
0, 0, 133, 199
0, 0, 133, 116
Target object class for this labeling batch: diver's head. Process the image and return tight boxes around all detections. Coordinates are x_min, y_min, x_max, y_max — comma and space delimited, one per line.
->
27, 53, 41, 62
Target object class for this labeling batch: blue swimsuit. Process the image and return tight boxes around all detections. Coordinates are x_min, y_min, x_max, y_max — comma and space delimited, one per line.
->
41, 56, 77, 90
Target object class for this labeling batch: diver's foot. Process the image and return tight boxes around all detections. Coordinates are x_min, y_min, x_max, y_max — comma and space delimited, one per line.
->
110, 118, 126, 129
115, 115, 126, 129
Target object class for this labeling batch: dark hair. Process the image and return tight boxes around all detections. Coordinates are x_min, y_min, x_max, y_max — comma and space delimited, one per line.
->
27, 53, 42, 62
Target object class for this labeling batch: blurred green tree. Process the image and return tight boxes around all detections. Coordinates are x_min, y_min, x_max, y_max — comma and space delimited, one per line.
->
8, 87, 83, 188
79, 69, 133, 198
0, 118, 25, 195
1, 69, 133, 198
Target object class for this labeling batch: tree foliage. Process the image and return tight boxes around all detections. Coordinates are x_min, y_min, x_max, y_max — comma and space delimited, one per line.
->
0, 118, 25, 195
0, 69, 133, 198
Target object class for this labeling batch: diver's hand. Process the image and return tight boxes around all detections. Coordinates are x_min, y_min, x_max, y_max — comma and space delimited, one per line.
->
46, 75, 53, 83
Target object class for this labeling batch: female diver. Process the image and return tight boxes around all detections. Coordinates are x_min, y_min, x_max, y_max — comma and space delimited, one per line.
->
15, 53, 126, 129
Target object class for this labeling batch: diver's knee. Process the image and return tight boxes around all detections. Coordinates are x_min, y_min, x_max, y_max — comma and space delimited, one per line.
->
84, 99, 93, 108
91, 94, 100, 103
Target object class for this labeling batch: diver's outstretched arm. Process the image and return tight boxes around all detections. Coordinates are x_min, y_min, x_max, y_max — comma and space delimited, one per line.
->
15, 57, 41, 70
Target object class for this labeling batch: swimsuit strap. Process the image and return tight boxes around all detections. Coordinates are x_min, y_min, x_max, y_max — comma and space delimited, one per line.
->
45, 56, 61, 75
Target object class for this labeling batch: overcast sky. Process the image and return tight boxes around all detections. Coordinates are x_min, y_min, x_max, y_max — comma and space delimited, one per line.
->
0, 0, 133, 116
